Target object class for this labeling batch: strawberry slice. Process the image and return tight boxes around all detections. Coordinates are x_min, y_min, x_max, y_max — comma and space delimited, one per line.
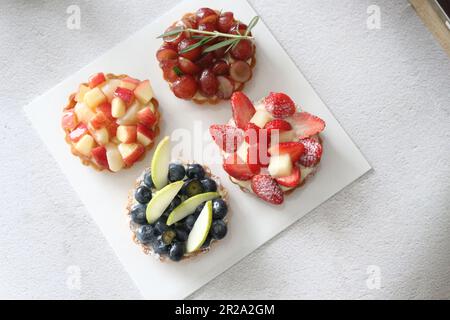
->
298, 138, 322, 167
275, 166, 301, 187
246, 143, 269, 172
268, 142, 305, 163
231, 92, 256, 129
209, 124, 244, 153
291, 112, 325, 139
244, 122, 270, 146
264, 92, 296, 118
251, 174, 284, 205
264, 119, 292, 132
223, 152, 255, 180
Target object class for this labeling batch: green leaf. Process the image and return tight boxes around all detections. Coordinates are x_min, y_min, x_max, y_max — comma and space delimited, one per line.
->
245, 16, 259, 36
179, 37, 212, 54
173, 66, 184, 76
157, 26, 184, 39
203, 38, 238, 53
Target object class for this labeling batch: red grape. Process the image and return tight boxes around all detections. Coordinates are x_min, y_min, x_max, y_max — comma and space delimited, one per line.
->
163, 25, 186, 45
160, 60, 179, 82
156, 45, 178, 62
212, 60, 230, 75
213, 46, 227, 59
216, 76, 235, 99
196, 52, 215, 69
196, 8, 218, 25
178, 38, 203, 61
231, 40, 254, 61
172, 75, 198, 99
229, 61, 252, 83
178, 57, 201, 75
198, 22, 216, 32
218, 12, 234, 33
199, 69, 219, 97
229, 23, 249, 36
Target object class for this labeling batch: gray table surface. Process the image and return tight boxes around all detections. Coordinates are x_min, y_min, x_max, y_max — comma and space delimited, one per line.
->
1, 0, 449, 299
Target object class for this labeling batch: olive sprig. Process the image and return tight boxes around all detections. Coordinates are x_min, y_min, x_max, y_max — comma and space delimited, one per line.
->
157, 16, 259, 54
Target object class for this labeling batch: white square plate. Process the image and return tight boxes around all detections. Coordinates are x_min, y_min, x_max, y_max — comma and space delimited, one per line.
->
24, 0, 371, 299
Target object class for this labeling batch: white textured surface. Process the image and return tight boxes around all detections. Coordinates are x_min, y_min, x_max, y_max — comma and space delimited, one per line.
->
0, 0, 449, 299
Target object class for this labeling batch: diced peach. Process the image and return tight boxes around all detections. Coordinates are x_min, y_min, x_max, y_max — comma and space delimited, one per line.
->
137, 106, 157, 128
75, 134, 95, 156
100, 79, 121, 102
84, 87, 107, 109
69, 123, 88, 142
116, 125, 137, 143
89, 112, 108, 130
106, 143, 124, 172
137, 124, 155, 147
92, 127, 109, 146
62, 110, 78, 130
134, 80, 153, 104
114, 87, 134, 105
91, 146, 109, 169
75, 84, 90, 102
111, 97, 126, 118
88, 73, 106, 88
118, 143, 145, 166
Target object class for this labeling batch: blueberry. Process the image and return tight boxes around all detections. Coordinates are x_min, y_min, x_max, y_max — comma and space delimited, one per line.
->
143, 172, 154, 188
152, 238, 169, 255
194, 202, 205, 215
136, 225, 155, 244
182, 179, 204, 197
154, 219, 168, 235
165, 196, 182, 214
161, 229, 176, 245
201, 235, 212, 248
210, 220, 227, 240
201, 178, 217, 192
168, 163, 186, 182
175, 226, 189, 242
130, 204, 147, 225
185, 214, 198, 230
186, 164, 205, 179
212, 198, 228, 220
169, 242, 185, 261
135, 186, 152, 204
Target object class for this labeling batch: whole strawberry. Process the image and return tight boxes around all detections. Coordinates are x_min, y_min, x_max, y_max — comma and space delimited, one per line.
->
264, 92, 296, 118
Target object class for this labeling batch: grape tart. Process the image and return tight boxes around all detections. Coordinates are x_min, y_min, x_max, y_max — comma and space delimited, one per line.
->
210, 92, 326, 205
62, 73, 160, 172
157, 8, 257, 104
127, 137, 229, 262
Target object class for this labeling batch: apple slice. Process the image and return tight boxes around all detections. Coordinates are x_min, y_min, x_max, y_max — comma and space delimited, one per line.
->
134, 80, 153, 104
118, 143, 145, 166
69, 123, 88, 142
117, 125, 137, 143
91, 146, 109, 169
268, 154, 293, 178
75, 134, 95, 156
100, 79, 121, 102
74, 102, 95, 124
111, 97, 126, 118
137, 106, 157, 128
62, 110, 78, 130
119, 77, 139, 91
105, 143, 124, 172
83, 87, 107, 109
137, 124, 155, 146
146, 181, 184, 224
117, 100, 141, 125
186, 200, 213, 253
151, 136, 171, 190
89, 112, 108, 130
166, 192, 220, 225
75, 84, 90, 102
92, 127, 109, 146
249, 109, 273, 129
88, 73, 106, 88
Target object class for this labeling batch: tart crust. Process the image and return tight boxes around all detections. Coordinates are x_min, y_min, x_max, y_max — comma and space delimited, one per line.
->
62, 73, 161, 172
126, 163, 229, 262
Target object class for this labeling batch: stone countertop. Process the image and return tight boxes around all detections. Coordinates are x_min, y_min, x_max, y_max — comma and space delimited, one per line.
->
0, 0, 449, 299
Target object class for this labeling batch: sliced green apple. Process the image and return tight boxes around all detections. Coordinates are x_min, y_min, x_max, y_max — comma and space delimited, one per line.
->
146, 181, 184, 224
166, 192, 220, 225
186, 200, 213, 253
151, 136, 171, 190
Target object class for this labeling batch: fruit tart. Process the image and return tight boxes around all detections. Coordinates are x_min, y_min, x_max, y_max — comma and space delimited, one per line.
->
127, 136, 229, 262
157, 8, 258, 104
62, 73, 160, 172
210, 92, 326, 205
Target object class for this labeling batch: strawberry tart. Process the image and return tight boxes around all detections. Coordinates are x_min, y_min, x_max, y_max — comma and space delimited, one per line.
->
127, 137, 229, 262
62, 73, 160, 172
157, 8, 257, 104
210, 92, 325, 205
